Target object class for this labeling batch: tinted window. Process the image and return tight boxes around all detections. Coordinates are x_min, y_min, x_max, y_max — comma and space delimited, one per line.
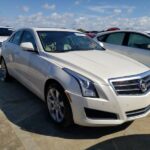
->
105, 32, 125, 45
20, 31, 37, 49
9, 34, 15, 42
0, 28, 13, 36
97, 34, 108, 42
12, 31, 22, 45
128, 33, 150, 50
38, 31, 103, 52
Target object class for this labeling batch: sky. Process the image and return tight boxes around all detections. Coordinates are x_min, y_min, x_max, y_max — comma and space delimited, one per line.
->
0, 0, 150, 31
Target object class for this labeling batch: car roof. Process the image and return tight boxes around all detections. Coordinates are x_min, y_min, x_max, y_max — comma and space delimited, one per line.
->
18, 27, 79, 33
96, 30, 150, 37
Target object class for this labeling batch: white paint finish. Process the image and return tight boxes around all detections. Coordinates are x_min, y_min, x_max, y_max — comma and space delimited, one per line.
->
47, 50, 148, 83
20, 42, 35, 51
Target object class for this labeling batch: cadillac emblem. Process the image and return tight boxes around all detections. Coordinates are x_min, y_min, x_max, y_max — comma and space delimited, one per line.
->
139, 80, 147, 93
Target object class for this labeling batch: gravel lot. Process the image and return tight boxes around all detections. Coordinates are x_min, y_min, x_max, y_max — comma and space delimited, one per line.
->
0, 77, 150, 150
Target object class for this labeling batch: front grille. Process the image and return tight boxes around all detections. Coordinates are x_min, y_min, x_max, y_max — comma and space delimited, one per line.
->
110, 71, 150, 95
126, 105, 150, 118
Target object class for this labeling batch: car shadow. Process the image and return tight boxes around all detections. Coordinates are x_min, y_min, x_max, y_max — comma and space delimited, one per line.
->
0, 79, 132, 139
86, 134, 150, 150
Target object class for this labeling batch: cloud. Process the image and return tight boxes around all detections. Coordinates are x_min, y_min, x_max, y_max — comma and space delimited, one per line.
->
75, 1, 80, 5
42, 3, 56, 10
22, 6, 29, 12
126, 7, 135, 13
88, 5, 135, 14
1, 12, 150, 31
88, 6, 105, 13
113, 9, 122, 14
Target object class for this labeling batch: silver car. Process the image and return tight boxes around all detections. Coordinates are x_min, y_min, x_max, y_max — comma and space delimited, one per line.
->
94, 30, 150, 67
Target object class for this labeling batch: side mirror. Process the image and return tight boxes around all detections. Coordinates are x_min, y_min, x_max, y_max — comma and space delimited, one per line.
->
20, 42, 35, 51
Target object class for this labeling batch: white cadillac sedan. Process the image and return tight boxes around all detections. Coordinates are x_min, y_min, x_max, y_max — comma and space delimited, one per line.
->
1, 27, 150, 127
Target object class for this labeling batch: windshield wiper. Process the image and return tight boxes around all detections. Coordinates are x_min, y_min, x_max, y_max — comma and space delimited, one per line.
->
47, 48, 105, 53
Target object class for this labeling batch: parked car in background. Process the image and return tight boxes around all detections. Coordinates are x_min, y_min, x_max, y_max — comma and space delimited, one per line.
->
94, 30, 150, 67
0, 27, 13, 62
1, 27, 150, 127
86, 27, 120, 39
106, 27, 120, 31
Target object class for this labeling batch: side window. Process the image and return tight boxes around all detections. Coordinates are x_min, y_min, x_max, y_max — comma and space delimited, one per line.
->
97, 34, 108, 42
9, 34, 15, 43
105, 32, 125, 45
20, 31, 37, 49
128, 33, 150, 50
11, 31, 22, 45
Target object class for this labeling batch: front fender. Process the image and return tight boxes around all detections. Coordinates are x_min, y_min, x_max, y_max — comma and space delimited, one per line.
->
46, 64, 82, 96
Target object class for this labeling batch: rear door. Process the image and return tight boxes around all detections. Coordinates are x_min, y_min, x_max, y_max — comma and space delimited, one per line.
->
4, 30, 23, 77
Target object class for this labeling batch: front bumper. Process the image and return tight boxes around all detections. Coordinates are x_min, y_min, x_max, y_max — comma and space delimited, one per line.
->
66, 84, 150, 127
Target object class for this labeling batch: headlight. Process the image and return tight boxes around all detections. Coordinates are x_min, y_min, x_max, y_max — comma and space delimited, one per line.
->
63, 68, 98, 98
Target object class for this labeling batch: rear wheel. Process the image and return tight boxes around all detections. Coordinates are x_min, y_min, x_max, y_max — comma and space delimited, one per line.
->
0, 58, 10, 82
46, 83, 73, 127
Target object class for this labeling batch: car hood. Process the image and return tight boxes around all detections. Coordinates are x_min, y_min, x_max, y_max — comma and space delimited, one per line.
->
0, 36, 9, 42
44, 50, 149, 85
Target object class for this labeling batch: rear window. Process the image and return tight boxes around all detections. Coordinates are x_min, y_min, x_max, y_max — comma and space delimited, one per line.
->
0, 28, 13, 36
128, 33, 150, 50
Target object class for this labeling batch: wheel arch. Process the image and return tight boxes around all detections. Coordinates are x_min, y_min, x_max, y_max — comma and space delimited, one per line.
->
44, 78, 66, 100
44, 78, 74, 126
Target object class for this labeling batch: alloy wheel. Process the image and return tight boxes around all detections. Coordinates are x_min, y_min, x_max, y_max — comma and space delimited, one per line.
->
47, 87, 65, 123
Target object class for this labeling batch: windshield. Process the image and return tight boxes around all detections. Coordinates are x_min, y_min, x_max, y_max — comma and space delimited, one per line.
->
38, 31, 104, 52
0, 28, 13, 36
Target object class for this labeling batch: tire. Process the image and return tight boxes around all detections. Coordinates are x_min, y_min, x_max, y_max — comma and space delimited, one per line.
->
0, 58, 10, 82
46, 83, 73, 127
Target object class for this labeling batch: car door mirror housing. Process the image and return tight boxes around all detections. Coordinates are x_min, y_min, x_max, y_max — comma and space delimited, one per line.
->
20, 42, 35, 51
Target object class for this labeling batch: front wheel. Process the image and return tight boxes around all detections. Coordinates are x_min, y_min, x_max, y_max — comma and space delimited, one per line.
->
46, 83, 73, 127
